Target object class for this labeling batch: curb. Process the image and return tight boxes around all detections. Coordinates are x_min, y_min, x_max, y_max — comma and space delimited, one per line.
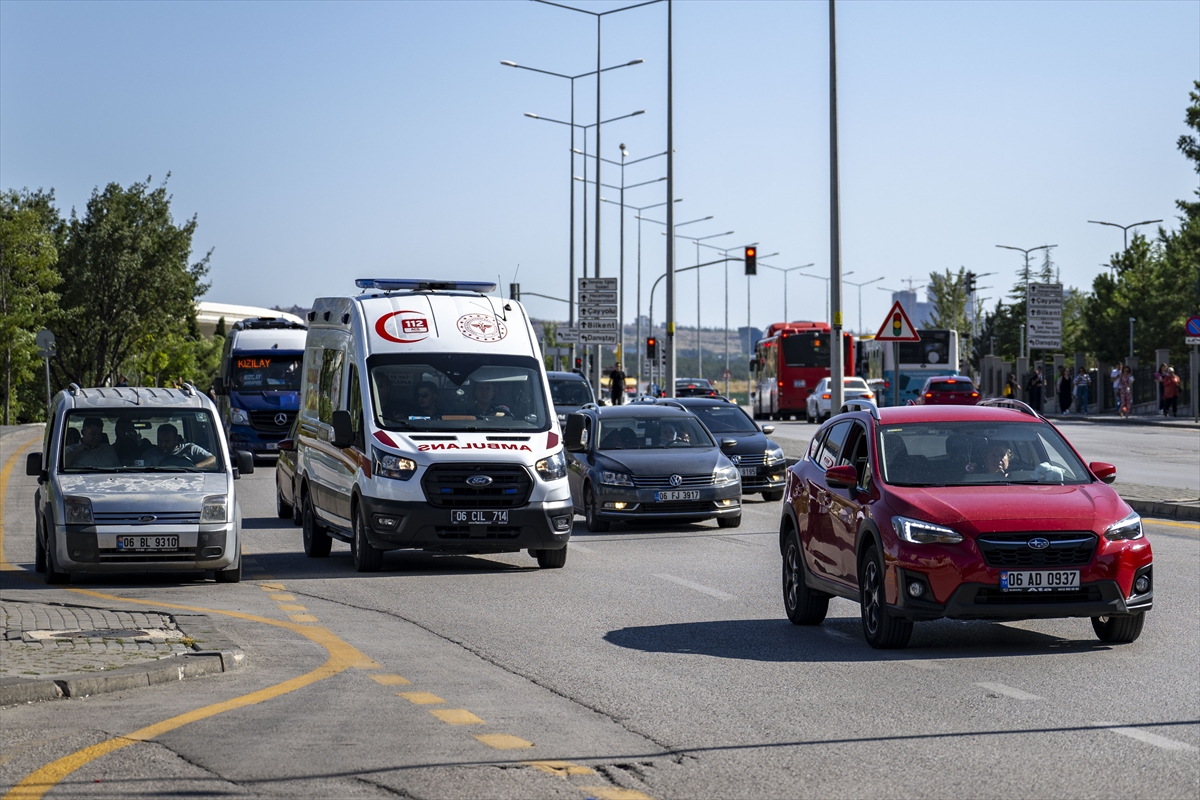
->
1043, 414, 1200, 430
0, 611, 246, 707
1125, 498, 1200, 523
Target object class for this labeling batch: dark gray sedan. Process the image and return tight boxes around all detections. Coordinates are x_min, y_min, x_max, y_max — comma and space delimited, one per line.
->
673, 397, 787, 501
563, 404, 742, 532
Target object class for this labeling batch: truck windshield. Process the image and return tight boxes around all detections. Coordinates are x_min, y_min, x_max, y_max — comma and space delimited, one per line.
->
61, 410, 225, 473
231, 355, 302, 391
369, 354, 550, 433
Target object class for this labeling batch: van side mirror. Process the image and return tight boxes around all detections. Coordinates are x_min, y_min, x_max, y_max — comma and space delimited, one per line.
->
720, 438, 738, 454
235, 450, 255, 478
331, 410, 354, 449
564, 413, 589, 452
1089, 461, 1117, 485
26, 452, 43, 477
212, 376, 227, 395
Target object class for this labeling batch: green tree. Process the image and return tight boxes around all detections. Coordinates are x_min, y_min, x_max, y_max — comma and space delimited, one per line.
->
52, 177, 211, 388
927, 267, 970, 333
1, 189, 62, 424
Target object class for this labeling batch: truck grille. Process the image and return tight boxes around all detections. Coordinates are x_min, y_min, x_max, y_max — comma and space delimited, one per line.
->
976, 533, 1097, 568
421, 464, 532, 508
249, 411, 294, 435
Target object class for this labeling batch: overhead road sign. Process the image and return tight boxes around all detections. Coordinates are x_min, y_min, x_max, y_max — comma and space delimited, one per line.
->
874, 301, 921, 342
578, 331, 619, 345
578, 291, 618, 305
1027, 283, 1063, 350
578, 319, 619, 332
579, 305, 618, 320
578, 277, 618, 292
557, 327, 580, 344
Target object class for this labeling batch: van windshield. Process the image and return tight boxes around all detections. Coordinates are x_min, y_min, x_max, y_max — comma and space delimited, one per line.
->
230, 354, 302, 391
61, 410, 225, 473
368, 354, 550, 433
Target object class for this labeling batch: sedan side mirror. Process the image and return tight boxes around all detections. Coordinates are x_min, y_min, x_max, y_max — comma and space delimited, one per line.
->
331, 409, 354, 449
761, 425, 775, 435
825, 464, 858, 489
720, 438, 738, 454
235, 450, 255, 478
1089, 461, 1117, 485
564, 413, 589, 452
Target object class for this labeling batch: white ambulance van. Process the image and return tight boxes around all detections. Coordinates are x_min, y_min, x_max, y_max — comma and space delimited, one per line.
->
294, 278, 572, 571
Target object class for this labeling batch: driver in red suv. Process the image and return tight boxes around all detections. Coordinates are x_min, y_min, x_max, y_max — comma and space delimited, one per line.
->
780, 400, 1152, 648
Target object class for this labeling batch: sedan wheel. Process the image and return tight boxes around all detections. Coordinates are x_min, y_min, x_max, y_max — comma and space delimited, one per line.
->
585, 485, 610, 533
783, 530, 828, 625
859, 544, 912, 649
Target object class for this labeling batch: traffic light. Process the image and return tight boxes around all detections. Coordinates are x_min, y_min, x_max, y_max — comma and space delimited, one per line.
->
574, 357, 582, 370
744, 246, 757, 275
964, 272, 976, 294
646, 337, 657, 360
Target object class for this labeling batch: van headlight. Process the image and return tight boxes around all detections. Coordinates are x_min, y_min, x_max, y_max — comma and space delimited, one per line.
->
63, 496, 94, 525
230, 408, 249, 425
1104, 511, 1143, 541
201, 495, 228, 523
373, 446, 416, 480
713, 465, 740, 485
601, 470, 634, 487
535, 450, 567, 481
765, 446, 786, 465
892, 516, 963, 544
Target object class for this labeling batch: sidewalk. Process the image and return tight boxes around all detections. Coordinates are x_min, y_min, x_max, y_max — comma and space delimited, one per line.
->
0, 600, 245, 706
1041, 412, 1200, 430
1115, 483, 1200, 522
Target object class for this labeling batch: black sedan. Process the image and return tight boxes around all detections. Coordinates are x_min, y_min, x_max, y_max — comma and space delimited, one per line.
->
673, 397, 787, 501
563, 404, 743, 532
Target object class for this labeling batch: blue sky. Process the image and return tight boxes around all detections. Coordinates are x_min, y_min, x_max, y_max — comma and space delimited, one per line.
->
2, 0, 1196, 338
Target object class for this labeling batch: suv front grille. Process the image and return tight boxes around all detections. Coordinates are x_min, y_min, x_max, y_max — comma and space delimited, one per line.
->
632, 474, 715, 489
249, 411, 293, 435
421, 464, 532, 508
976, 533, 1097, 568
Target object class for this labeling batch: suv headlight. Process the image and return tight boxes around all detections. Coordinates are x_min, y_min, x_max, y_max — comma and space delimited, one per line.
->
1104, 511, 1143, 541
765, 446, 786, 465
373, 446, 416, 481
230, 408, 249, 425
601, 470, 633, 487
63, 496, 94, 525
892, 515, 963, 544
713, 465, 740, 485
201, 495, 228, 523
536, 450, 567, 481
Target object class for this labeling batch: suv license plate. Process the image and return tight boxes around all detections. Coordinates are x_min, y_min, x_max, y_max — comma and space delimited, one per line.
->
1000, 570, 1079, 591
451, 510, 509, 525
117, 536, 179, 552
655, 490, 700, 502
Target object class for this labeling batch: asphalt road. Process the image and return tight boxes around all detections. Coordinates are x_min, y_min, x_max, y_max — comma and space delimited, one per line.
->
2, 430, 1198, 799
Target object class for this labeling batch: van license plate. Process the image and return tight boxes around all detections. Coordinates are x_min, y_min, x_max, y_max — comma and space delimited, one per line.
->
117, 536, 179, 552
655, 490, 700, 502
451, 510, 509, 524
999, 570, 1079, 591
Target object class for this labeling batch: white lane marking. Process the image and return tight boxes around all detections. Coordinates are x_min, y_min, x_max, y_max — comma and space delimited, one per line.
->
653, 573, 733, 601
568, 543, 594, 554
1093, 722, 1199, 752
894, 659, 945, 670
977, 682, 1041, 701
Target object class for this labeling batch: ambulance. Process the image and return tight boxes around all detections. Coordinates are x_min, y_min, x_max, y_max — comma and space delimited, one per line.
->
293, 278, 572, 571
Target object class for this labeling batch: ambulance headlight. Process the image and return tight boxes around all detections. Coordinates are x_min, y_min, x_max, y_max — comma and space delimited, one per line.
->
536, 450, 567, 481
373, 447, 416, 481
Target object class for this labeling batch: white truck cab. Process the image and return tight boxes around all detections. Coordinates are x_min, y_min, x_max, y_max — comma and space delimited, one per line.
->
294, 278, 572, 571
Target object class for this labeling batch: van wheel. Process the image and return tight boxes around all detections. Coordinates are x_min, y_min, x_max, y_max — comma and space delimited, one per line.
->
351, 508, 384, 572
536, 546, 567, 569
717, 513, 742, 529
215, 549, 242, 583
584, 485, 610, 533
860, 544, 912, 649
35, 517, 46, 573
783, 529, 828, 625
302, 493, 332, 558
276, 472, 292, 519
44, 528, 69, 585
1092, 613, 1144, 643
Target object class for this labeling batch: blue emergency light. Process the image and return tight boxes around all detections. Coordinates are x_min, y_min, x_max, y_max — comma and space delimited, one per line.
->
355, 279, 498, 293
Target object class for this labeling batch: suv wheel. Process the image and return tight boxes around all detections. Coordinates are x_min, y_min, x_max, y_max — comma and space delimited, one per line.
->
859, 543, 912, 649
351, 507, 384, 572
783, 529, 828, 625
1091, 613, 1144, 643
585, 485, 610, 533
302, 491, 332, 558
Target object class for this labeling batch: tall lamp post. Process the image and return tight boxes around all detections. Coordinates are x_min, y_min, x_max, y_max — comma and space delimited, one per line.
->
1088, 218, 1162, 251
996, 243, 1056, 359
796, 269, 854, 322
843, 276, 884, 334
638, 214, 716, 378
761, 262, 816, 323
675, 230, 735, 379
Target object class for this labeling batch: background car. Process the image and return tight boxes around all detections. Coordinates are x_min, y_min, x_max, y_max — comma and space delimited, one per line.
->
547, 370, 596, 424
674, 397, 787, 501
915, 375, 981, 405
675, 378, 719, 397
563, 404, 742, 531
805, 376, 875, 423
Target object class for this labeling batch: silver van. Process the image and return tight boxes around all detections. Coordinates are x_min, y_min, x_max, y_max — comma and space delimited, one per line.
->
27, 385, 254, 584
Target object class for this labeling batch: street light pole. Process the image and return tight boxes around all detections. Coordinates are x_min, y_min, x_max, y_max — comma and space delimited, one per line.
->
762, 262, 816, 322
828, 0, 846, 412
996, 244, 1056, 360
1088, 218, 1163, 251
843, 276, 884, 334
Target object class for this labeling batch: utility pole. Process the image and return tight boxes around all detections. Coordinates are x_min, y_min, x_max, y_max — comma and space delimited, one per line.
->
828, 0, 845, 412
665, 0, 676, 396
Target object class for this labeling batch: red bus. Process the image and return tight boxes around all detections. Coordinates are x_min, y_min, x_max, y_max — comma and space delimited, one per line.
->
751, 322, 854, 420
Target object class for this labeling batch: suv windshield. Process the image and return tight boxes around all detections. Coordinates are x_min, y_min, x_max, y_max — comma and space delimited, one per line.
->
549, 378, 592, 407
369, 354, 550, 433
687, 404, 758, 433
597, 416, 715, 450
878, 421, 1091, 486
231, 354, 302, 391
61, 409, 225, 473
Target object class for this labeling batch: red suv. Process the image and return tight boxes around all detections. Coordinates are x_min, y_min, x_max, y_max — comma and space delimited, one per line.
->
916, 376, 980, 405
780, 400, 1153, 648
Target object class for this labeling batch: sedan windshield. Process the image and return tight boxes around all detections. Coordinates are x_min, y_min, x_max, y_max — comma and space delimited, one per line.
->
61, 410, 224, 473
687, 405, 759, 433
878, 421, 1092, 486
597, 416, 715, 450
549, 378, 592, 407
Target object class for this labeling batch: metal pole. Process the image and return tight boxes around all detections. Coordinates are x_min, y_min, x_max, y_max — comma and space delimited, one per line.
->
1192, 345, 1199, 423
569, 80, 577, 371
619, 147, 626, 371
1129, 317, 1135, 360
44, 355, 52, 419
724, 255, 730, 397
636, 214, 643, 390
696, 241, 702, 379
892, 342, 900, 407
594, 15, 603, 397
665, 0, 676, 397
783, 272, 789, 321
828, 0, 845, 412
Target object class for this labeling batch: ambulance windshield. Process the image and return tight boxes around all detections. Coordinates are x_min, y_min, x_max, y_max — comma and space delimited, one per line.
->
368, 354, 550, 432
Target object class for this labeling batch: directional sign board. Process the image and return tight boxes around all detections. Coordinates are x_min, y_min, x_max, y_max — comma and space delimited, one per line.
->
578, 319, 618, 332
1027, 283, 1063, 350
874, 301, 921, 342
557, 327, 580, 344
578, 291, 618, 306
578, 305, 618, 319
578, 277, 618, 293
578, 331, 619, 345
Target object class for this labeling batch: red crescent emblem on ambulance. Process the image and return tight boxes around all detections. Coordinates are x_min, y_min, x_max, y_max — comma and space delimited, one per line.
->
375, 311, 430, 343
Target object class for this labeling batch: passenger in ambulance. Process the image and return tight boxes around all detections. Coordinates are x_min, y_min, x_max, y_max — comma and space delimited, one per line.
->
471, 381, 511, 417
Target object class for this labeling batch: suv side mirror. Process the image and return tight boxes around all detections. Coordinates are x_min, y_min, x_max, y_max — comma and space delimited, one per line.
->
1089, 461, 1117, 484
26, 452, 43, 477
235, 450, 255, 478
212, 376, 227, 395
825, 464, 858, 489
564, 413, 589, 452
720, 438, 738, 454
331, 410, 354, 449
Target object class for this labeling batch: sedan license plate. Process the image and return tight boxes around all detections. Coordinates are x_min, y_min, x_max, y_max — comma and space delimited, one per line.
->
655, 490, 700, 502
117, 535, 179, 552
1000, 570, 1079, 591
738, 467, 757, 477
451, 510, 509, 525
263, 442, 279, 450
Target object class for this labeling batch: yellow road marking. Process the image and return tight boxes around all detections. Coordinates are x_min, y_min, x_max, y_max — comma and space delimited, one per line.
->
268, 593, 295, 601
1146, 518, 1200, 529
277, 604, 306, 612
370, 674, 411, 686
0, 437, 41, 571
398, 691, 443, 704
577, 787, 654, 800
259, 582, 285, 591
523, 760, 593, 776
290, 613, 319, 623
475, 734, 534, 750
430, 709, 484, 725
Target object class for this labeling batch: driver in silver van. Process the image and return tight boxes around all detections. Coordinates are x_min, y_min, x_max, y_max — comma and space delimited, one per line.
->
154, 423, 217, 468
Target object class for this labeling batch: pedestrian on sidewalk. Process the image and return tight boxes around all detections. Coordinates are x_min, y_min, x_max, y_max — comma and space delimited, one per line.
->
1004, 373, 1018, 399
1111, 365, 1122, 410
1162, 366, 1181, 417
1026, 367, 1045, 411
1155, 362, 1169, 415
608, 363, 627, 406
1073, 368, 1091, 416
1057, 366, 1073, 414
1117, 365, 1134, 418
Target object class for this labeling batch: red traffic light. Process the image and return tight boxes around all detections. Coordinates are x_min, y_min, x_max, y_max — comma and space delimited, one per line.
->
744, 246, 757, 275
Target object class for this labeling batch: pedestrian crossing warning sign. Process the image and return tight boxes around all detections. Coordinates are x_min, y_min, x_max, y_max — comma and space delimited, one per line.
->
874, 301, 921, 342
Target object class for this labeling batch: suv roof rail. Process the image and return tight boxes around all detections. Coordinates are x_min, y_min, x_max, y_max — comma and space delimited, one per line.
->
354, 278, 497, 294
977, 397, 1043, 419
837, 399, 881, 420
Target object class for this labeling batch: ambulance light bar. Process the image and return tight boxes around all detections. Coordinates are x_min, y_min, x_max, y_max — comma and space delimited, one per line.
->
355, 279, 498, 293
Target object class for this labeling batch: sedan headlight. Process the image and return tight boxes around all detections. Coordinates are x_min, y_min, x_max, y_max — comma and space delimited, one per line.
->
201, 495, 228, 523
536, 450, 567, 481
892, 515, 963, 545
63, 496, 94, 525
601, 470, 634, 487
713, 465, 740, 486
1104, 511, 1143, 541
230, 408, 250, 425
373, 446, 417, 481
765, 446, 786, 465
